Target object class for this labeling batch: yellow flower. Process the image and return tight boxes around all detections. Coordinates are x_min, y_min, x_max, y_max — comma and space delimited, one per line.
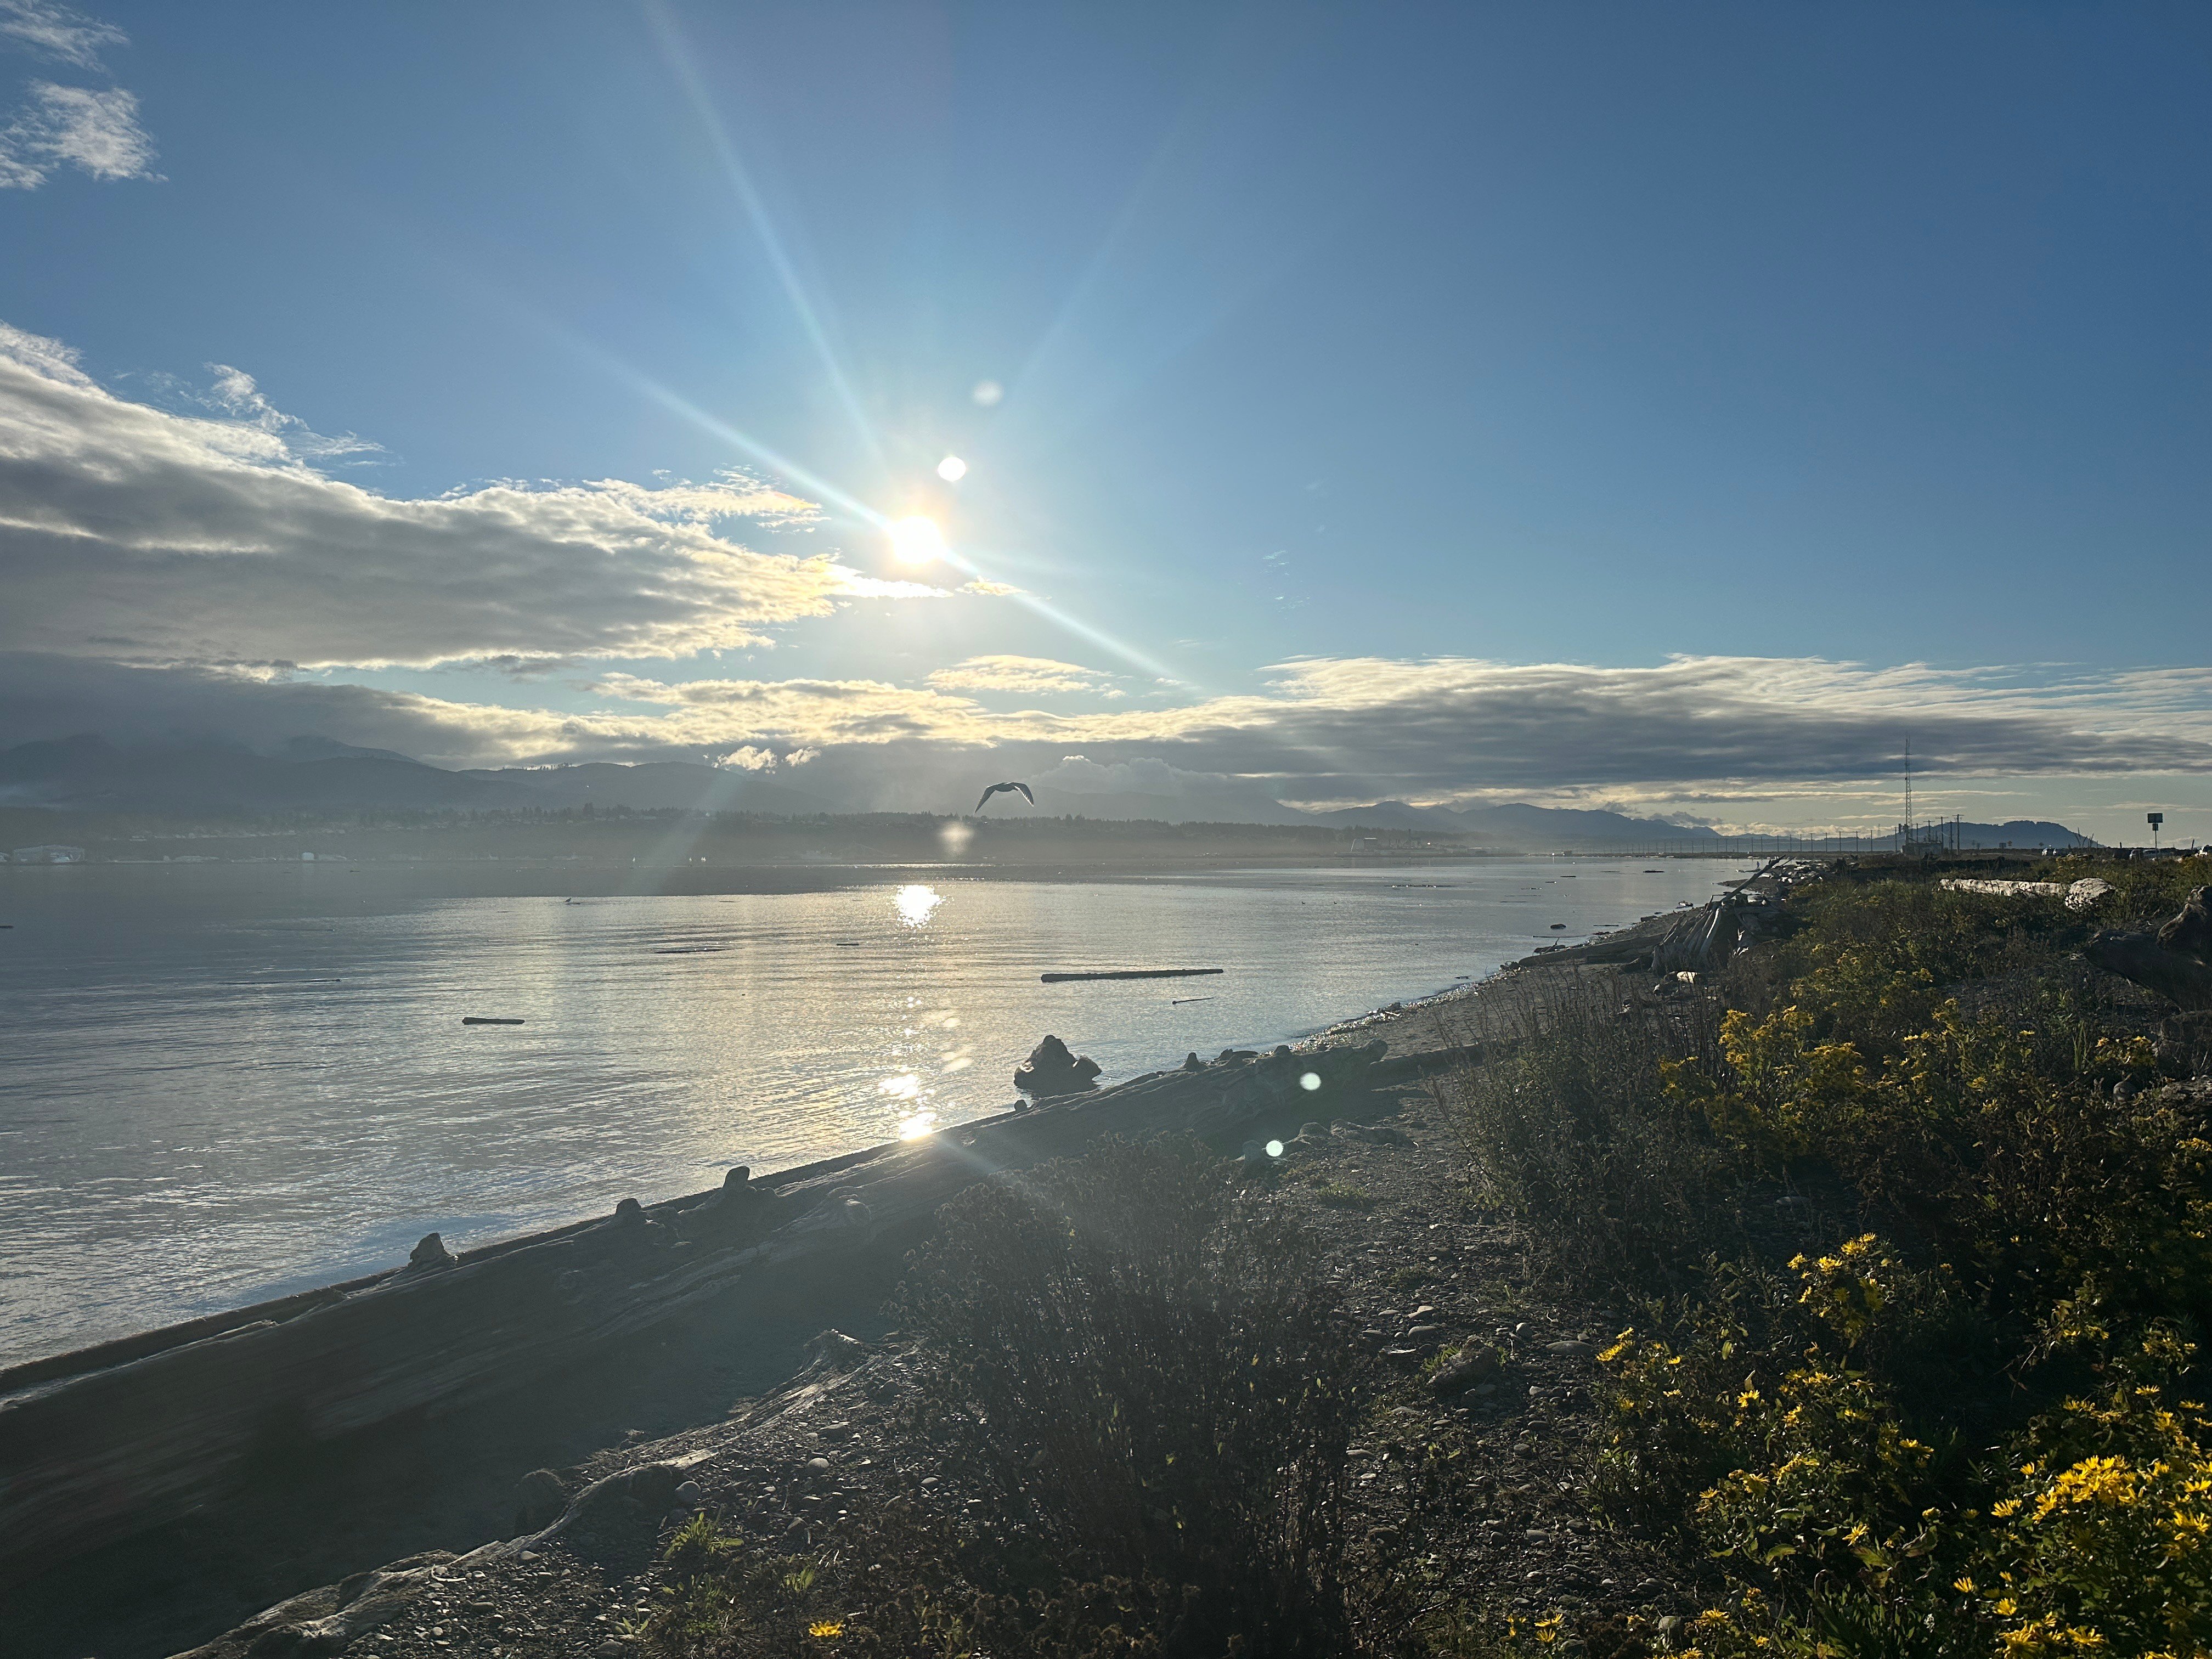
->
808, 1620, 845, 1639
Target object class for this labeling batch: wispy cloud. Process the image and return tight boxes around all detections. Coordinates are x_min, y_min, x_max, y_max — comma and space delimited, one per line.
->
0, 0, 123, 70
926, 654, 1114, 696
0, 79, 154, 187
196, 364, 381, 461
0, 2, 155, 189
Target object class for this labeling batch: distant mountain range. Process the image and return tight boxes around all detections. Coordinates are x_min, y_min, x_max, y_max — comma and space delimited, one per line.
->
0, 735, 837, 818
1307, 798, 2096, 850
0, 735, 2096, 850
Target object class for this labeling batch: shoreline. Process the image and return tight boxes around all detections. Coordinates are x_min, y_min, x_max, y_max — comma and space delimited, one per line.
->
5, 865, 1829, 1658
3, 867, 1740, 1387
1, 856, 1749, 1372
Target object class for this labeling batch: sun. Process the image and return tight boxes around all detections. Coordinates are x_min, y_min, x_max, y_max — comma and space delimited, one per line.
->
889, 515, 945, 563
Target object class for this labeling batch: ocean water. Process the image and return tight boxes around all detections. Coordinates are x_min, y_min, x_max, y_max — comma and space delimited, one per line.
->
0, 857, 1741, 1366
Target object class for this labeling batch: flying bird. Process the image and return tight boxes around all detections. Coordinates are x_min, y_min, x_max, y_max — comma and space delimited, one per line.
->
974, 781, 1036, 814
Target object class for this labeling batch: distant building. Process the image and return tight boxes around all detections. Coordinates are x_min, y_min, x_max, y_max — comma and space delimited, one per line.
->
9, 845, 86, 864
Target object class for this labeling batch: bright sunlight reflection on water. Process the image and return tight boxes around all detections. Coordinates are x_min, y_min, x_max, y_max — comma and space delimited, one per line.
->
895, 883, 944, 927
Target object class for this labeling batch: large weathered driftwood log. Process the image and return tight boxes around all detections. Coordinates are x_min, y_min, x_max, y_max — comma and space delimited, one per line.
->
0, 1039, 1386, 1582
2085, 886, 2212, 1011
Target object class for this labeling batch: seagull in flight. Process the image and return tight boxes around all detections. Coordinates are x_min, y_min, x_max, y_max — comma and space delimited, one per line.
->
973, 781, 1036, 814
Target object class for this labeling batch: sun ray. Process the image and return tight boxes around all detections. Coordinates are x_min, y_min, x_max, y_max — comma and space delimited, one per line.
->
640, 0, 888, 479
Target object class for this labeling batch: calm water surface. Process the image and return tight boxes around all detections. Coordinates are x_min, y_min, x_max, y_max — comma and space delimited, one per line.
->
0, 857, 1741, 1364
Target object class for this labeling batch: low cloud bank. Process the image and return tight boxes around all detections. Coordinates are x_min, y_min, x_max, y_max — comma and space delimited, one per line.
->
3, 653, 2207, 814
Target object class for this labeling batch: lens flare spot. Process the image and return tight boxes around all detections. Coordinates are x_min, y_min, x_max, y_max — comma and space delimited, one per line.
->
936, 455, 968, 482
972, 380, 1003, 407
890, 515, 944, 563
1265, 1139, 1285, 1159
895, 884, 943, 927
898, 1109, 939, 1140
1300, 1071, 1322, 1091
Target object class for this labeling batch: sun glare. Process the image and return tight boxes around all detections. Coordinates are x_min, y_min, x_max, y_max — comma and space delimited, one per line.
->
890, 515, 944, 563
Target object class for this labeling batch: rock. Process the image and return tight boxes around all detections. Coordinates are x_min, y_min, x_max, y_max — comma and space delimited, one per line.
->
1380, 1346, 1430, 1368
723, 1165, 753, 1190
1182, 1052, 1204, 1071
1547, 1340, 1598, 1359
1013, 1035, 1102, 1097
806, 1456, 832, 1473
514, 1468, 569, 1532
408, 1233, 457, 1272
1273, 1043, 1295, 1060
674, 1480, 702, 1506
1406, 1324, 1443, 1340
1429, 1343, 1501, 1397
613, 1197, 645, 1224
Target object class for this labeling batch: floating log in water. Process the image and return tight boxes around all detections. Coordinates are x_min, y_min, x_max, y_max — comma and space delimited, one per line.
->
461, 1017, 526, 1026
1040, 967, 1224, 983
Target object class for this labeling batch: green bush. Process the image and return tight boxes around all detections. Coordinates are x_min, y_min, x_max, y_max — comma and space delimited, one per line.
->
896, 1136, 1363, 1657
1441, 988, 1739, 1290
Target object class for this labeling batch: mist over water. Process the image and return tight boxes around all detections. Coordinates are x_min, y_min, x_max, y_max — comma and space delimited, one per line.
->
0, 858, 1738, 1365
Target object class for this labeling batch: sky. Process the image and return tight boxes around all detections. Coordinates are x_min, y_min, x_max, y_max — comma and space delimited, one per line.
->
1, 1, 2208, 840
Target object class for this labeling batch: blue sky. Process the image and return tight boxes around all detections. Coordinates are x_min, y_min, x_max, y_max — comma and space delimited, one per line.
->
1, 2, 2208, 839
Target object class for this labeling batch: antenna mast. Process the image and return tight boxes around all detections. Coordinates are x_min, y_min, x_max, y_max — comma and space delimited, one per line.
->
1903, 740, 1914, 844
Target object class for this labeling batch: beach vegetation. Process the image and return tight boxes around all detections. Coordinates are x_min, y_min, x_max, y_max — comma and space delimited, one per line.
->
1439, 870, 2212, 1656
649, 1136, 1364, 1658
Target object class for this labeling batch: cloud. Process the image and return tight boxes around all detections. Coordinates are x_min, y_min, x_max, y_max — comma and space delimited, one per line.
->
0, 1, 124, 70
0, 321, 944, 667
0, 80, 155, 188
196, 364, 382, 460
958, 579, 1023, 597
925, 654, 1112, 695
5, 652, 2212, 824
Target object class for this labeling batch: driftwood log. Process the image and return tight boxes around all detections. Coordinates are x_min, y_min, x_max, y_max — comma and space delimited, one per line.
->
2085, 886, 2212, 1011
0, 1037, 1392, 1583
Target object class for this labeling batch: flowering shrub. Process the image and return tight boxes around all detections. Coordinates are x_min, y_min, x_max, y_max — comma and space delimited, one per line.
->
1973, 1337, 2212, 1656
1595, 878, 2212, 1659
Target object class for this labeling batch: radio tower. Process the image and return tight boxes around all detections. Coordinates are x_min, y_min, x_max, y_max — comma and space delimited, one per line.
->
1903, 741, 1915, 845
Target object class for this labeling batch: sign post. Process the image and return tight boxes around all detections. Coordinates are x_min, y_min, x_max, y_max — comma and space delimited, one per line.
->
2149, 811, 2164, 851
